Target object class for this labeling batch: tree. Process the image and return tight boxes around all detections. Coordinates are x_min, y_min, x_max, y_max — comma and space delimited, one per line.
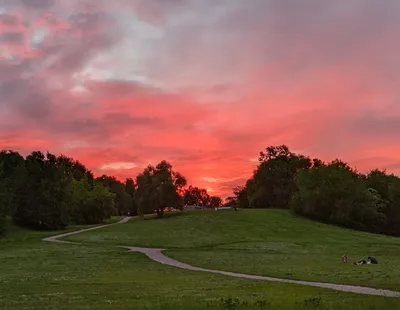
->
96, 175, 131, 216
183, 186, 210, 206
232, 185, 249, 208
0, 150, 25, 234
135, 161, 187, 217
365, 170, 400, 235
290, 160, 387, 233
125, 178, 138, 216
208, 196, 222, 208
56, 155, 94, 183
246, 145, 312, 209
67, 177, 115, 224
224, 196, 236, 206
13, 151, 69, 230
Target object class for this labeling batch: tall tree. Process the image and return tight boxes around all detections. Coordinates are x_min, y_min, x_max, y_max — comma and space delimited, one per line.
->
125, 178, 137, 216
96, 175, 131, 216
0, 150, 25, 233
246, 145, 312, 209
135, 161, 187, 217
291, 160, 387, 233
13, 151, 69, 230
365, 170, 400, 235
232, 185, 249, 208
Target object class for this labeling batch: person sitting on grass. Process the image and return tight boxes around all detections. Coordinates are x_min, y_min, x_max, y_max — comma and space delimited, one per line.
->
368, 256, 378, 264
353, 259, 367, 265
342, 254, 348, 263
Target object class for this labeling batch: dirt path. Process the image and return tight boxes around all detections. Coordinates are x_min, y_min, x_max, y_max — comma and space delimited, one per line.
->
42, 217, 131, 244
44, 217, 400, 298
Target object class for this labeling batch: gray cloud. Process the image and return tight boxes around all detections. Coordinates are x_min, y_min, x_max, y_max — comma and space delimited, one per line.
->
20, 0, 54, 9
348, 113, 400, 139
0, 13, 19, 25
0, 32, 24, 44
103, 113, 160, 126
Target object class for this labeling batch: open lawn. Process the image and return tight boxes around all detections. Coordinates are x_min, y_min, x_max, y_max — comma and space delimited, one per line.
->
1, 211, 400, 309
65, 210, 400, 291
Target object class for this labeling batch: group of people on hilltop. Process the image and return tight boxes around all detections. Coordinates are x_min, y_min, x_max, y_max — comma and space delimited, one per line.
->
342, 254, 378, 265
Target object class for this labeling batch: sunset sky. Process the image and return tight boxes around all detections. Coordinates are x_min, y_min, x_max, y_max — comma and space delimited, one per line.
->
1, 0, 400, 197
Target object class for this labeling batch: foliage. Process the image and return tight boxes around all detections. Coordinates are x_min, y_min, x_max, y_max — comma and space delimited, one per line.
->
125, 178, 138, 216
0, 151, 26, 234
291, 160, 390, 234
67, 177, 116, 224
96, 175, 133, 216
231, 185, 249, 208
208, 195, 223, 208
2, 148, 219, 231
183, 186, 222, 208
183, 186, 210, 206
135, 160, 187, 217
13, 151, 70, 230
233, 145, 400, 236
234, 145, 312, 209
0, 149, 137, 231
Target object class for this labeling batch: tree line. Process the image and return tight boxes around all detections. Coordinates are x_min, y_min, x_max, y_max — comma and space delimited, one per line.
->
0, 150, 222, 235
229, 145, 400, 236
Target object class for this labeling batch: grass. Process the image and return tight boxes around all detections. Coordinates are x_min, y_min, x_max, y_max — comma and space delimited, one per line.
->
1, 211, 400, 309
64, 210, 400, 291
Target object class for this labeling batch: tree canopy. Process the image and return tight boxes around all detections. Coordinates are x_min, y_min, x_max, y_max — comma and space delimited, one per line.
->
0, 150, 220, 234
135, 160, 187, 217
232, 145, 400, 236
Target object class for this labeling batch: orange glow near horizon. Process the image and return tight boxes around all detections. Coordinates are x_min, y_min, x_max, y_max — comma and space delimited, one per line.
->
1, 1, 400, 198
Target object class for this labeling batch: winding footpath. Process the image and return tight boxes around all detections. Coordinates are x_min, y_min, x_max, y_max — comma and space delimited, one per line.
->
43, 217, 400, 298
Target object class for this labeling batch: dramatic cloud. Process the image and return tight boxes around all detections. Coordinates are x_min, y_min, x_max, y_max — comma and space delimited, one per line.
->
1, 0, 400, 197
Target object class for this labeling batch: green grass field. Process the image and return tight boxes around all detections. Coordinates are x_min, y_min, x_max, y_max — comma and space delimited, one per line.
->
2, 211, 400, 309
64, 210, 400, 291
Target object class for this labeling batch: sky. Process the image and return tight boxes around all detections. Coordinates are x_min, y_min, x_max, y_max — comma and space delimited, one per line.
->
1, 0, 400, 197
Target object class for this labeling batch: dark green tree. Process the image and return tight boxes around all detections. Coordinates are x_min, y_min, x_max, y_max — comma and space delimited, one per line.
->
13, 151, 69, 230
0, 150, 25, 234
291, 160, 387, 233
135, 161, 187, 217
125, 178, 137, 216
246, 145, 312, 209
183, 186, 210, 207
208, 196, 222, 208
96, 175, 131, 216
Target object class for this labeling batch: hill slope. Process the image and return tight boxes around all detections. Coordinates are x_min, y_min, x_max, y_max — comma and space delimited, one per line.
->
2, 211, 400, 309
65, 209, 400, 290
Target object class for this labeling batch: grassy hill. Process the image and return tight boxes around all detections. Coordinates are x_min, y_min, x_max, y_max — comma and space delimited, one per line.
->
1, 211, 400, 309
65, 209, 400, 291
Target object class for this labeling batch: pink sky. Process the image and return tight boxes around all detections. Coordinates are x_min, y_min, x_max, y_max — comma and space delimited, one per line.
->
1, 0, 400, 197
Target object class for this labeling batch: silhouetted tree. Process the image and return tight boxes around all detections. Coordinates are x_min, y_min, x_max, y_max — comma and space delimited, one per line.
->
96, 175, 132, 216
291, 160, 387, 233
67, 177, 115, 224
0, 150, 25, 234
13, 151, 69, 230
208, 196, 223, 208
183, 186, 210, 206
125, 178, 137, 216
135, 161, 187, 217
245, 145, 312, 209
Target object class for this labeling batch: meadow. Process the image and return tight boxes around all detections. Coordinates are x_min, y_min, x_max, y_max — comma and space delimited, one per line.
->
65, 210, 400, 291
1, 210, 400, 309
